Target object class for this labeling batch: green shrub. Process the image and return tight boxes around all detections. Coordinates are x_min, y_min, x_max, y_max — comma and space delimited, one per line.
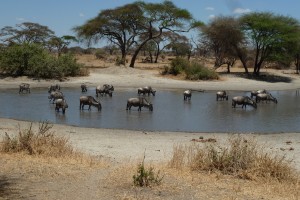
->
169, 57, 189, 75
0, 43, 44, 76
57, 53, 82, 77
0, 43, 82, 79
133, 156, 164, 187
164, 57, 219, 80
185, 61, 219, 80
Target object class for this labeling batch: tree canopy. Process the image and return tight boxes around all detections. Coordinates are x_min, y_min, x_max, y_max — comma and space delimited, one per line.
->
201, 16, 247, 73
0, 22, 54, 46
240, 12, 300, 75
74, 0, 202, 67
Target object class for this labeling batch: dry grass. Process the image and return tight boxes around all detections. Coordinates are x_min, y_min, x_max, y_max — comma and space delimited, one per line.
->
102, 158, 300, 199
1, 123, 300, 199
167, 134, 300, 199
170, 135, 299, 182
0, 121, 105, 167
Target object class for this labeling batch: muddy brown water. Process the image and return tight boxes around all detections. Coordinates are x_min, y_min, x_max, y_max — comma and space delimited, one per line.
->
1, 87, 300, 133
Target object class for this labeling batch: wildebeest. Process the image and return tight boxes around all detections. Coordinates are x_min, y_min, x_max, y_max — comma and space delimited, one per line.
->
216, 91, 228, 101
55, 98, 68, 114
256, 93, 278, 104
48, 91, 64, 103
232, 96, 257, 109
81, 83, 88, 92
48, 84, 61, 93
19, 83, 30, 94
137, 86, 156, 96
126, 97, 153, 111
80, 95, 101, 111
183, 90, 192, 100
96, 84, 114, 97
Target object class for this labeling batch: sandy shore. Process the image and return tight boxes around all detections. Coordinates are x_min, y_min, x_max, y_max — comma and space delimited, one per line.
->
1, 66, 300, 169
1, 66, 300, 91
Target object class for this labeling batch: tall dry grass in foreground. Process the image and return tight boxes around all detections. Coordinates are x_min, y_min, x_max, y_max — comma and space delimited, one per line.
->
169, 135, 299, 183
0, 121, 101, 166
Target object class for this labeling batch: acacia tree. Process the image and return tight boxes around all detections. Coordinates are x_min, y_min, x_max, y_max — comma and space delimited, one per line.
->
47, 35, 78, 57
74, 3, 143, 65
167, 34, 192, 59
0, 22, 54, 45
200, 16, 248, 73
74, 1, 201, 67
240, 12, 300, 76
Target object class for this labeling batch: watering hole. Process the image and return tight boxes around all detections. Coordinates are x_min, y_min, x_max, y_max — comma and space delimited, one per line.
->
1, 87, 300, 133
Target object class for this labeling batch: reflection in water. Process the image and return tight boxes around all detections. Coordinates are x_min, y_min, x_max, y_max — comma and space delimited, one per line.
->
0, 88, 300, 133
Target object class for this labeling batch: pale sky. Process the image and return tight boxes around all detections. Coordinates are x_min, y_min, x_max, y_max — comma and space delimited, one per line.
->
1, 0, 299, 41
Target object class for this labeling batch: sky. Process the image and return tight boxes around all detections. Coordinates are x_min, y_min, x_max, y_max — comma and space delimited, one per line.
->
1, 0, 300, 46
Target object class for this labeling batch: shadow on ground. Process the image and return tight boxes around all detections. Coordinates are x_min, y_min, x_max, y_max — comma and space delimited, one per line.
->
0, 176, 20, 199
220, 72, 294, 83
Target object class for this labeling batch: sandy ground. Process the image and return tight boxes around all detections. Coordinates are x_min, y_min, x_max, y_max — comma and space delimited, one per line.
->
1, 66, 300, 199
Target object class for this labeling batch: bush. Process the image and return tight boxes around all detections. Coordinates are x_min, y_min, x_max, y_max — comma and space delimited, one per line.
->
169, 57, 189, 75
163, 57, 219, 80
0, 43, 83, 79
133, 155, 164, 187
1, 121, 74, 157
169, 135, 298, 182
185, 61, 219, 80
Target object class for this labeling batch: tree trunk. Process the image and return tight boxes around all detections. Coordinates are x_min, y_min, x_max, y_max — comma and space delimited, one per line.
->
240, 59, 248, 74
120, 47, 126, 65
227, 63, 230, 73
154, 50, 159, 63
234, 46, 248, 74
296, 53, 299, 74
129, 40, 149, 68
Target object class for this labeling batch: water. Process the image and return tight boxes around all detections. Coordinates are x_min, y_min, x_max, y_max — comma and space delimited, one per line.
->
1, 87, 300, 133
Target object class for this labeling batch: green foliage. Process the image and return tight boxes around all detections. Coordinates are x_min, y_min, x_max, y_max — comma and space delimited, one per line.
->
164, 57, 219, 80
133, 156, 164, 187
56, 53, 82, 77
74, 1, 199, 68
0, 43, 43, 75
169, 57, 189, 75
0, 43, 82, 79
240, 12, 300, 75
185, 61, 219, 80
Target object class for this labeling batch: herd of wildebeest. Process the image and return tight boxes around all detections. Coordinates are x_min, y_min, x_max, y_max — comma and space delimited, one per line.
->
18, 82, 278, 114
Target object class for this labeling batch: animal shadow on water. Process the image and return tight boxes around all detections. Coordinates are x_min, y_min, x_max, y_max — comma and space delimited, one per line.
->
55, 112, 67, 122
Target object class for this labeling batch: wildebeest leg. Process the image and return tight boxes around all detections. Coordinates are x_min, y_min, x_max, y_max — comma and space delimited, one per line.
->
126, 103, 131, 110
88, 104, 91, 110
138, 106, 142, 111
